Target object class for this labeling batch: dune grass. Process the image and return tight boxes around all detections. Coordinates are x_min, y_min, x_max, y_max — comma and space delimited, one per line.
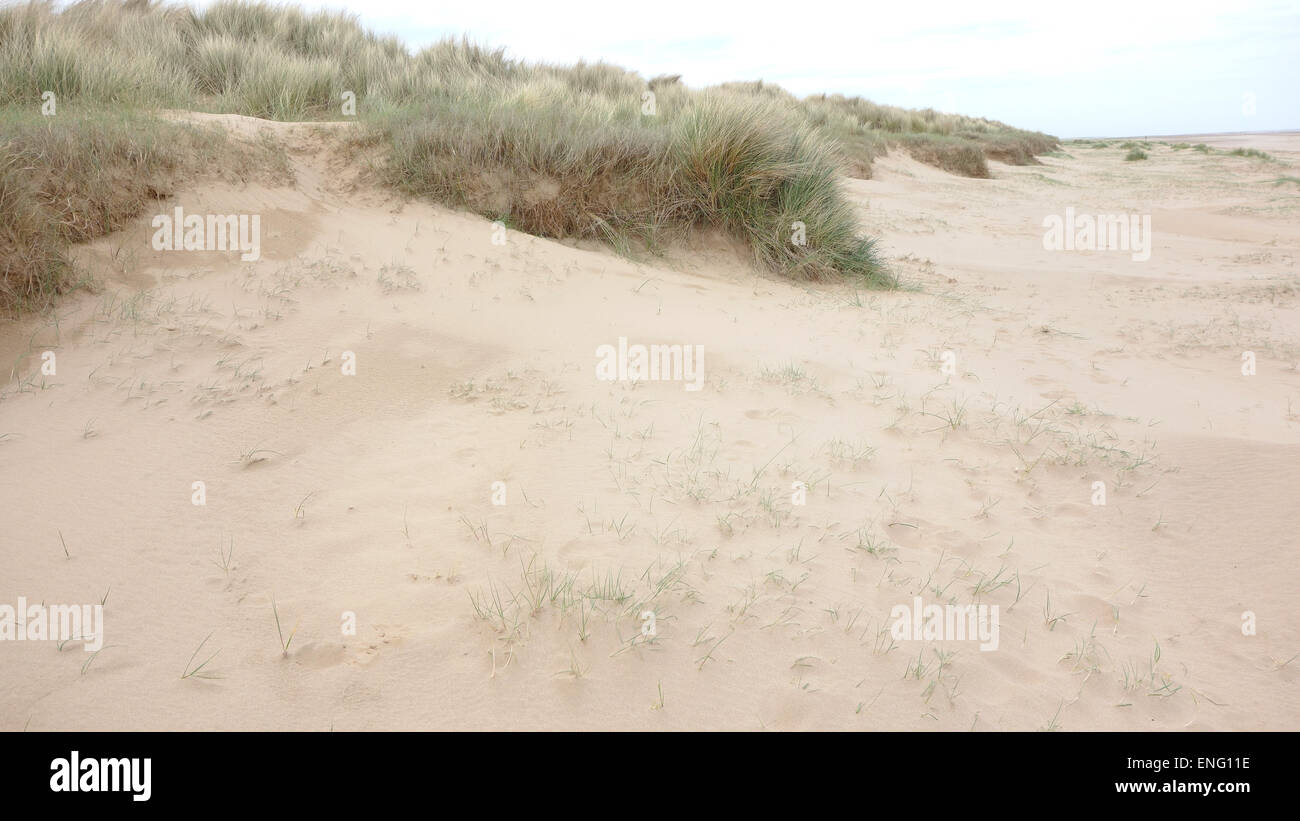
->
794, 91, 1055, 178
0, 102, 288, 315
1229, 147, 1274, 161
1, 106, 213, 312
0, 0, 1060, 311
890, 132, 990, 177
374, 84, 885, 280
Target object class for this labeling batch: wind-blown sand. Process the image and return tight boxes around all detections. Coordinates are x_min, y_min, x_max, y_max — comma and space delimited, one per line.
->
2, 118, 1297, 730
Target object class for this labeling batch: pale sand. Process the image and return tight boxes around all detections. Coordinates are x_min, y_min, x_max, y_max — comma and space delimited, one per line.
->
2, 118, 1297, 730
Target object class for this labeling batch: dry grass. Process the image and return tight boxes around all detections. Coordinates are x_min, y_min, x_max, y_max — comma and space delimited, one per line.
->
0, 104, 286, 314
0, 0, 1058, 311
1, 107, 207, 313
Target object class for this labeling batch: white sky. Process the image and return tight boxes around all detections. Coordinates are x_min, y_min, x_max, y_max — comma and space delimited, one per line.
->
282, 0, 1296, 137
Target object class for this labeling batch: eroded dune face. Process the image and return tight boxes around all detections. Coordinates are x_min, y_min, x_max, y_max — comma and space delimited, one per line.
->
2, 119, 1297, 730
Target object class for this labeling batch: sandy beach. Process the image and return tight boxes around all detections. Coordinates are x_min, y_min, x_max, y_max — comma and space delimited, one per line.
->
2, 116, 1297, 731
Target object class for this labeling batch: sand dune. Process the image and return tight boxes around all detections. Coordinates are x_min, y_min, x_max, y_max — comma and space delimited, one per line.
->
2, 118, 1297, 730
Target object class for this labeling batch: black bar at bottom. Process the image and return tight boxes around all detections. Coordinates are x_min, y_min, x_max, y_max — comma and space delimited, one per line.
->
4, 731, 1288, 807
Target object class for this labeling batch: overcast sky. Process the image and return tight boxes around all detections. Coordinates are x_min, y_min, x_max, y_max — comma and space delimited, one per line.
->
283, 0, 1297, 138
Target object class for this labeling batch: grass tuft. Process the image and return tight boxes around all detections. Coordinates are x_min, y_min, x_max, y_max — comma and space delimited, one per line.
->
1229, 147, 1273, 161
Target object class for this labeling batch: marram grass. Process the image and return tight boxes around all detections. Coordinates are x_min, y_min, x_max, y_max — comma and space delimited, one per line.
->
0, 0, 1061, 312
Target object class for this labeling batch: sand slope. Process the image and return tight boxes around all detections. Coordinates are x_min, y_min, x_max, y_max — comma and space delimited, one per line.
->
2, 119, 1298, 730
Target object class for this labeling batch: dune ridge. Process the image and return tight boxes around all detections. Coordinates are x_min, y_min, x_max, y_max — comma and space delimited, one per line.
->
2, 0, 1063, 312
1, 115, 1297, 730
